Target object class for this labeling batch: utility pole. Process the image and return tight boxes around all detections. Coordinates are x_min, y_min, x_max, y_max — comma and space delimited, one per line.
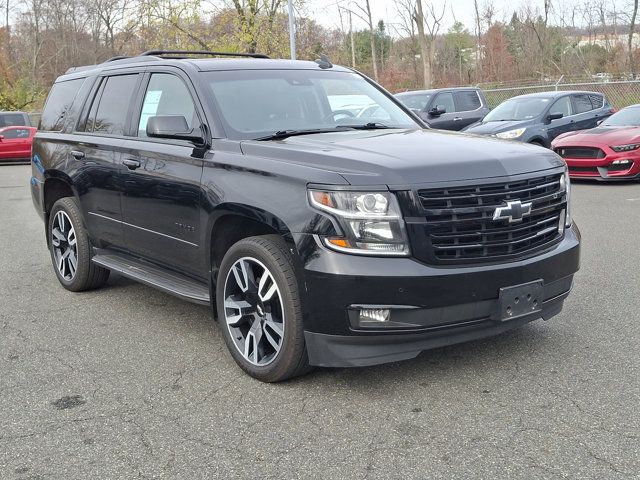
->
287, 0, 296, 60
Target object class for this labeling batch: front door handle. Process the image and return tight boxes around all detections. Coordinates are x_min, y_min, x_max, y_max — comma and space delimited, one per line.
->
122, 158, 141, 170
453, 117, 463, 121
70, 150, 85, 160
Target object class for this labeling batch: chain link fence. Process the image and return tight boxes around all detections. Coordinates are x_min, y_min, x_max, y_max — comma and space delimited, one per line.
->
479, 76, 640, 109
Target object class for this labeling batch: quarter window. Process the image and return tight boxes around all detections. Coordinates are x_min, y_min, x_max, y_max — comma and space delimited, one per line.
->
40, 79, 85, 131
432, 92, 456, 113
138, 74, 197, 137
589, 94, 604, 109
85, 75, 139, 136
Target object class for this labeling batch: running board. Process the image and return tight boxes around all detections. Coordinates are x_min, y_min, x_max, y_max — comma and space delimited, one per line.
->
92, 251, 210, 305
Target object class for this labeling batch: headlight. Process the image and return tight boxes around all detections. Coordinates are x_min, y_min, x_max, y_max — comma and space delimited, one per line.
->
559, 168, 571, 227
611, 143, 640, 152
309, 190, 410, 255
495, 128, 526, 139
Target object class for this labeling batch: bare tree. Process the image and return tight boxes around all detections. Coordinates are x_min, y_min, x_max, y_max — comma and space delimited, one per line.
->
413, 0, 445, 88
353, 0, 378, 81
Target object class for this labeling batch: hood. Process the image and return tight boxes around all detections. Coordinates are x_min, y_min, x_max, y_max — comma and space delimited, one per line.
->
240, 129, 564, 187
463, 120, 532, 135
553, 126, 640, 146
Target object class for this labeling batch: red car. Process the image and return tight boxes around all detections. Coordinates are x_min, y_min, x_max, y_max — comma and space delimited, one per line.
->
552, 104, 640, 181
0, 126, 36, 163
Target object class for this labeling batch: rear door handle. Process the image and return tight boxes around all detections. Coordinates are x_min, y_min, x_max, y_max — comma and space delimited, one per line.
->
453, 117, 462, 121
70, 150, 85, 160
122, 158, 141, 170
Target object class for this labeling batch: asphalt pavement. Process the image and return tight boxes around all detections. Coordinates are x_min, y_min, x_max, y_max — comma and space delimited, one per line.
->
0, 164, 638, 479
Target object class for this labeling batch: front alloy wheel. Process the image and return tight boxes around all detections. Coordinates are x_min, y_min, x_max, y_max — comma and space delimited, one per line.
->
216, 235, 310, 382
224, 257, 285, 366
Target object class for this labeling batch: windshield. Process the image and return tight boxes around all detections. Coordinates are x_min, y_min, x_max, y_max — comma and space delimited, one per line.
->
602, 107, 640, 126
204, 69, 419, 140
483, 97, 551, 122
396, 94, 431, 111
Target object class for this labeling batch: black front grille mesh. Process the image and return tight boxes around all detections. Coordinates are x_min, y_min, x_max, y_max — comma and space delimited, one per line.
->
555, 147, 605, 159
414, 174, 566, 264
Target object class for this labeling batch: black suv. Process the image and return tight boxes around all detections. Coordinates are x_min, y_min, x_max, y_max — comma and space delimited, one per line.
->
395, 87, 491, 130
31, 51, 580, 382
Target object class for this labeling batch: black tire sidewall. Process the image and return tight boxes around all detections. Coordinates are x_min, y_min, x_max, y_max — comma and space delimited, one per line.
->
216, 236, 306, 382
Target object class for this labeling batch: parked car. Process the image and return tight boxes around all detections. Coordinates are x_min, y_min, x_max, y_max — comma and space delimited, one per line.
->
395, 87, 491, 130
0, 126, 36, 163
463, 91, 615, 147
0, 111, 31, 128
552, 104, 640, 181
30, 51, 580, 382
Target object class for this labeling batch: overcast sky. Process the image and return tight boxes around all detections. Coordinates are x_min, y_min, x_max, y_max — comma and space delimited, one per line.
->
302, 0, 632, 35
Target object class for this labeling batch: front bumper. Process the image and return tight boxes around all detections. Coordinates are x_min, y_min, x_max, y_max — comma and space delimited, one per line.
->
558, 146, 640, 180
295, 224, 580, 367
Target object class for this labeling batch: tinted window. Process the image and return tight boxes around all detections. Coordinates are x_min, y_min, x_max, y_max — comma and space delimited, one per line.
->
0, 113, 29, 128
589, 94, 604, 109
86, 75, 138, 136
432, 92, 456, 113
138, 74, 197, 137
397, 94, 431, 110
40, 79, 85, 131
573, 94, 593, 114
454, 91, 481, 111
549, 96, 572, 117
1, 128, 31, 139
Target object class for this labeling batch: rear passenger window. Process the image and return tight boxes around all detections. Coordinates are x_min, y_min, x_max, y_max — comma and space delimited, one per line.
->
86, 74, 138, 136
433, 92, 456, 113
40, 78, 85, 131
454, 91, 481, 111
573, 94, 593, 114
137, 74, 197, 137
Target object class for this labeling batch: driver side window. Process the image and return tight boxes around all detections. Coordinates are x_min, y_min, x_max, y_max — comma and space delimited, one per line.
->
432, 92, 456, 113
138, 74, 197, 137
549, 96, 572, 118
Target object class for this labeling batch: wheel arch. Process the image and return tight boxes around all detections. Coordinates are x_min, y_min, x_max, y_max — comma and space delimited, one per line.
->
42, 173, 78, 245
206, 203, 298, 279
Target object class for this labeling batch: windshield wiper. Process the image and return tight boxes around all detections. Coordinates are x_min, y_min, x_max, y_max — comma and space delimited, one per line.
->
255, 127, 354, 141
341, 122, 392, 130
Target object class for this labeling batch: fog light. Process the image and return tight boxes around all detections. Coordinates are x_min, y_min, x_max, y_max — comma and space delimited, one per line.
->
612, 159, 632, 165
359, 308, 390, 323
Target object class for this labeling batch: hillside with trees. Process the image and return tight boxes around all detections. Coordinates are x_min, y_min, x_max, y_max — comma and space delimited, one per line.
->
0, 0, 639, 110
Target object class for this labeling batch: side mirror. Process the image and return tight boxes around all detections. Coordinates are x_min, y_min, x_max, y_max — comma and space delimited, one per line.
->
0, 135, 4, 141
146, 115, 204, 144
429, 105, 447, 117
547, 112, 564, 122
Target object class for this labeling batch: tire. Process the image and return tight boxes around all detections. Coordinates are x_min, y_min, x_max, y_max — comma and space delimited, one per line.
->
48, 197, 109, 292
216, 235, 311, 382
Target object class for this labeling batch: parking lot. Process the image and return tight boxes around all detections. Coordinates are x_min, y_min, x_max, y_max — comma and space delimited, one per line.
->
0, 163, 638, 479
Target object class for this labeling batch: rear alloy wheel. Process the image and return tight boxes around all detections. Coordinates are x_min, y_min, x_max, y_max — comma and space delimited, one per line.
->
217, 235, 310, 382
48, 197, 109, 291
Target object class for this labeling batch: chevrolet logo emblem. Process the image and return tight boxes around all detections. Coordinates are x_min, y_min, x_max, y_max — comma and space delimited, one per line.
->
492, 200, 533, 223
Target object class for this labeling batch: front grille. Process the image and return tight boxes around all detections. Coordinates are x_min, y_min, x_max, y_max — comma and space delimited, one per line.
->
413, 173, 566, 264
569, 166, 599, 174
555, 147, 605, 159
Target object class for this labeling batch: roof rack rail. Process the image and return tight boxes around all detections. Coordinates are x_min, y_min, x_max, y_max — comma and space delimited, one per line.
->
139, 50, 270, 59
104, 55, 131, 63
